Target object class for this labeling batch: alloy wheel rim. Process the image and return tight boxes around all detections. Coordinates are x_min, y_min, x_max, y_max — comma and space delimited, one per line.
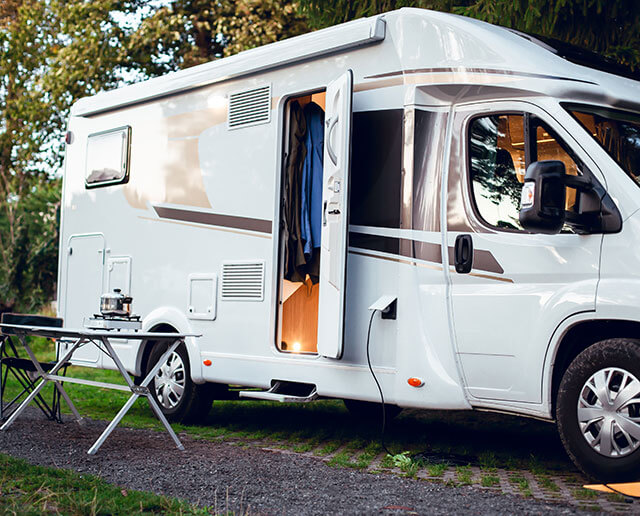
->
154, 351, 186, 409
577, 367, 640, 458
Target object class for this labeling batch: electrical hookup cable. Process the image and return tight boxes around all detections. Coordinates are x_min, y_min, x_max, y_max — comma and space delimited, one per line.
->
365, 308, 394, 457
366, 309, 472, 467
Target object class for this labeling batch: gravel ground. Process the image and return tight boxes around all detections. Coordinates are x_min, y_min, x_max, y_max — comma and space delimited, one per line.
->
0, 409, 587, 515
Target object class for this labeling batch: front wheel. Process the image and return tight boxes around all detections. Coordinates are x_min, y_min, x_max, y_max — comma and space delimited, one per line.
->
556, 339, 640, 481
147, 341, 214, 424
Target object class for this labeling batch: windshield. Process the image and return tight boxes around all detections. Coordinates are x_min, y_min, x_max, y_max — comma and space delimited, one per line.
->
565, 104, 640, 186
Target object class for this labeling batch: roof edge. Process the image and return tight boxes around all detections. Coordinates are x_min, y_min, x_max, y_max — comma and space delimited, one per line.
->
72, 16, 386, 117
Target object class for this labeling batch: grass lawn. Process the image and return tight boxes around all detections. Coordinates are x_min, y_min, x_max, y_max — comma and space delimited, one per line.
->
0, 453, 211, 515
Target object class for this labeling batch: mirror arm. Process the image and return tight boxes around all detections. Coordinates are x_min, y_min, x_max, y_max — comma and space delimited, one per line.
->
564, 175, 593, 192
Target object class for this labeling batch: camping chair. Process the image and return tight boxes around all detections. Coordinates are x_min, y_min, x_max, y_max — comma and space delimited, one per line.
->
0, 313, 69, 423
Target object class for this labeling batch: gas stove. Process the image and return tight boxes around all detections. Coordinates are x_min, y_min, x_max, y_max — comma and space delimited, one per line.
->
84, 313, 142, 331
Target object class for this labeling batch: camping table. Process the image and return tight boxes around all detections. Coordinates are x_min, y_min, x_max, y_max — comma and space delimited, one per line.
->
0, 323, 200, 455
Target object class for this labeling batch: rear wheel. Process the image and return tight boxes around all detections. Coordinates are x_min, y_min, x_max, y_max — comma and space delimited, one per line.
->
343, 399, 402, 422
147, 341, 214, 424
556, 339, 640, 481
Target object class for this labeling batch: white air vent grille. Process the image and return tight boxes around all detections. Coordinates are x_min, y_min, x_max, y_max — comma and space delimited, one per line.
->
221, 261, 265, 301
228, 85, 271, 129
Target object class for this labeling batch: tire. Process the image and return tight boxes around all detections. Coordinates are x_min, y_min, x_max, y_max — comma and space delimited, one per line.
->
147, 341, 214, 424
556, 338, 640, 482
343, 399, 402, 422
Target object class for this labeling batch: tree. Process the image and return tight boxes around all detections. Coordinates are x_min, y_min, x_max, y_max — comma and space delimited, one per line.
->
0, 0, 144, 312
298, 0, 640, 70
297, 0, 466, 29
460, 0, 640, 71
130, 0, 309, 74
0, 0, 308, 312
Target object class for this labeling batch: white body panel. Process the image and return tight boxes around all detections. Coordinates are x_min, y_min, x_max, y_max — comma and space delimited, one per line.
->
57, 8, 640, 420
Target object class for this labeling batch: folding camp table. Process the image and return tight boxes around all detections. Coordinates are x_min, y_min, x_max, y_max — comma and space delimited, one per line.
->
0, 323, 200, 455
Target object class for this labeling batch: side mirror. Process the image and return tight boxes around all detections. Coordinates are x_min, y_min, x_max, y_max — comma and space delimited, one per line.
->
519, 160, 566, 234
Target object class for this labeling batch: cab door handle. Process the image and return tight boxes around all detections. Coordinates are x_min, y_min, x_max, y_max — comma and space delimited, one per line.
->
454, 234, 473, 274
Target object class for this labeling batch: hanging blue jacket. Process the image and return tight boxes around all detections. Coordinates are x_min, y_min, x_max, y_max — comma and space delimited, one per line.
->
300, 102, 325, 259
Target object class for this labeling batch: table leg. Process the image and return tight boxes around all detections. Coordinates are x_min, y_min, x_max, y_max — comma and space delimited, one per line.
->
87, 392, 140, 455
21, 335, 84, 424
146, 394, 185, 451
52, 381, 84, 424
0, 377, 51, 430
98, 337, 136, 388
87, 338, 184, 454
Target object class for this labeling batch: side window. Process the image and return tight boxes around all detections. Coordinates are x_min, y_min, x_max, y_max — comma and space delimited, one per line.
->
469, 114, 526, 230
85, 126, 131, 188
469, 113, 584, 231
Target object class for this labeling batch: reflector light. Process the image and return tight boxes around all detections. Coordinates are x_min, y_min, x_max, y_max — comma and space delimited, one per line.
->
65, 131, 74, 145
408, 377, 423, 387
203, 359, 212, 366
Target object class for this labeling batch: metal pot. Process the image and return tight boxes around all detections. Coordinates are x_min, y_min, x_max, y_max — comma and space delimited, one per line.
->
100, 289, 133, 316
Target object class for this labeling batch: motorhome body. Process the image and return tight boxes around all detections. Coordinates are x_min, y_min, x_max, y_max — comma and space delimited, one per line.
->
59, 9, 640, 480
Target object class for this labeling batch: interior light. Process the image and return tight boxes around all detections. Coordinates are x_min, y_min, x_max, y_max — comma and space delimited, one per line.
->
292, 341, 301, 352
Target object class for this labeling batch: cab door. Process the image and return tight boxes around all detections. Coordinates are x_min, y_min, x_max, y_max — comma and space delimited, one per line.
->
447, 102, 604, 403
317, 70, 353, 359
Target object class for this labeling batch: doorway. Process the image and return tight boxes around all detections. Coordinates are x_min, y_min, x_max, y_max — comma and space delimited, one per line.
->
277, 91, 326, 354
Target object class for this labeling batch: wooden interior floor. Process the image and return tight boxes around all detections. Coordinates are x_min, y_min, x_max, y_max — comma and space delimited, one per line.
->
280, 278, 319, 353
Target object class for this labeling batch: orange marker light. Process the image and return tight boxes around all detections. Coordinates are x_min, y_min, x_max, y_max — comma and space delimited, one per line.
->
408, 377, 424, 388
203, 359, 212, 366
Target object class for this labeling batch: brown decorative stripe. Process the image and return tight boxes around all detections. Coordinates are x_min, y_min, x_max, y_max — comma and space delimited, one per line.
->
154, 205, 272, 234
471, 249, 504, 275
364, 67, 596, 85
350, 231, 504, 275
446, 247, 504, 275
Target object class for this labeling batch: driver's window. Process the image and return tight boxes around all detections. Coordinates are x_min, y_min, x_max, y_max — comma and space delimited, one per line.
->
469, 114, 526, 231
468, 112, 584, 232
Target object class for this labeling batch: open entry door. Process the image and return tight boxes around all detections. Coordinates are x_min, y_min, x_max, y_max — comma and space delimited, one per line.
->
317, 69, 353, 359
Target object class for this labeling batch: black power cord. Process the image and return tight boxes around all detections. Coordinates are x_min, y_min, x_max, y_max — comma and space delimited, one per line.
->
365, 308, 469, 467
365, 309, 393, 457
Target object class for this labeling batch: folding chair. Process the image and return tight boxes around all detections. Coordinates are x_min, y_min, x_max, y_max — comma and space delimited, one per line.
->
0, 313, 68, 423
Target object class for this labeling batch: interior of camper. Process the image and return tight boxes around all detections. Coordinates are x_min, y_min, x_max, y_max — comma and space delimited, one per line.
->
277, 91, 326, 355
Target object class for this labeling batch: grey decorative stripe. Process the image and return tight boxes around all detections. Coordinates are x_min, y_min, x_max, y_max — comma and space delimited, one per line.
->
364, 67, 597, 85
350, 231, 504, 275
154, 206, 272, 234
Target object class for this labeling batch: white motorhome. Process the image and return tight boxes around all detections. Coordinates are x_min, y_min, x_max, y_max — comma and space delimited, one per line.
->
58, 8, 640, 481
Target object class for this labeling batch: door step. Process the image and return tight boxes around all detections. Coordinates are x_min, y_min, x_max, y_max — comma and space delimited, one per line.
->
239, 381, 318, 403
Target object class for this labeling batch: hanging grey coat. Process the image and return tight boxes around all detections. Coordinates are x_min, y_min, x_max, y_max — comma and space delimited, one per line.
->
282, 101, 308, 282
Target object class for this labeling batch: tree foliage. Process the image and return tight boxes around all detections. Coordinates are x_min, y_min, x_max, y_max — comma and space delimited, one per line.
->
298, 0, 640, 70
0, 0, 144, 312
131, 0, 308, 74
0, 0, 306, 312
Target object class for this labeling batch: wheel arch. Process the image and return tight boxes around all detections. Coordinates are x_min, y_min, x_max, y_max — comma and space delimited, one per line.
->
138, 307, 204, 383
548, 317, 640, 417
